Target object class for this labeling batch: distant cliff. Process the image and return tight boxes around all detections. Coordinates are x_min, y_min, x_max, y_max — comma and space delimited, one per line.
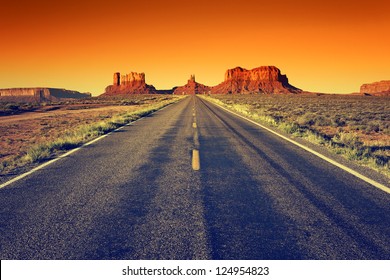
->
360, 80, 390, 96
0, 88, 91, 102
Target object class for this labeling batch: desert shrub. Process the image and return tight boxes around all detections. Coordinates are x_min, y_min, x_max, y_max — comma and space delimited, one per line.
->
366, 122, 381, 133
374, 154, 388, 166
280, 122, 300, 134
332, 117, 346, 127
304, 131, 328, 145
5, 103, 20, 110
23, 144, 52, 163
296, 113, 316, 126
0, 161, 9, 172
313, 115, 332, 126
333, 132, 363, 148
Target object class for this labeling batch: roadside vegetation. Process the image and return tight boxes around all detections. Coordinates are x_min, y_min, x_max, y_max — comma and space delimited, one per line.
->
0, 103, 40, 116
201, 94, 390, 178
0, 95, 184, 175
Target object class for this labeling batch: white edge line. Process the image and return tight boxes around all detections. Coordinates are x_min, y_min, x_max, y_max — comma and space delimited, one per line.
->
0, 101, 178, 189
201, 97, 390, 194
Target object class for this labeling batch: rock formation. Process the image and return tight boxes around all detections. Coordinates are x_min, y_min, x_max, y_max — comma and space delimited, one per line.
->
113, 72, 120, 86
211, 66, 301, 94
173, 75, 211, 95
104, 71, 157, 95
102, 66, 301, 96
0, 88, 91, 102
360, 80, 390, 96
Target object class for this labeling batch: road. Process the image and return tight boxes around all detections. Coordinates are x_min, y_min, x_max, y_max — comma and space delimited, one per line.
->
0, 95, 389, 259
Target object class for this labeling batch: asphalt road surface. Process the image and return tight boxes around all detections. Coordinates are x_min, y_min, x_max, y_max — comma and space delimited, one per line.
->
0, 96, 389, 259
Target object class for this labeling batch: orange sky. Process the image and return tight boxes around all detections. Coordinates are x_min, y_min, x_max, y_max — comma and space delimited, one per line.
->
1, 0, 389, 95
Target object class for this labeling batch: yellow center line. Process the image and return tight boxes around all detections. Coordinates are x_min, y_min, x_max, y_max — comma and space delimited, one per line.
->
193, 130, 200, 147
192, 149, 200, 171
192, 98, 200, 170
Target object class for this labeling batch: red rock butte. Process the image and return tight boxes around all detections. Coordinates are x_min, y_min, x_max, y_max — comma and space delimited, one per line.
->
360, 80, 390, 96
173, 75, 211, 95
211, 66, 301, 94
102, 66, 301, 95
104, 72, 157, 95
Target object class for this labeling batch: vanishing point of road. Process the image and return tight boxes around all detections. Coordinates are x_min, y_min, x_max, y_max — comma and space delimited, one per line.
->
0, 96, 389, 259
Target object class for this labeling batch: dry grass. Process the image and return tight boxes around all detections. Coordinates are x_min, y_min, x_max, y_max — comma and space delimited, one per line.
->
201, 94, 390, 177
0, 95, 184, 175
